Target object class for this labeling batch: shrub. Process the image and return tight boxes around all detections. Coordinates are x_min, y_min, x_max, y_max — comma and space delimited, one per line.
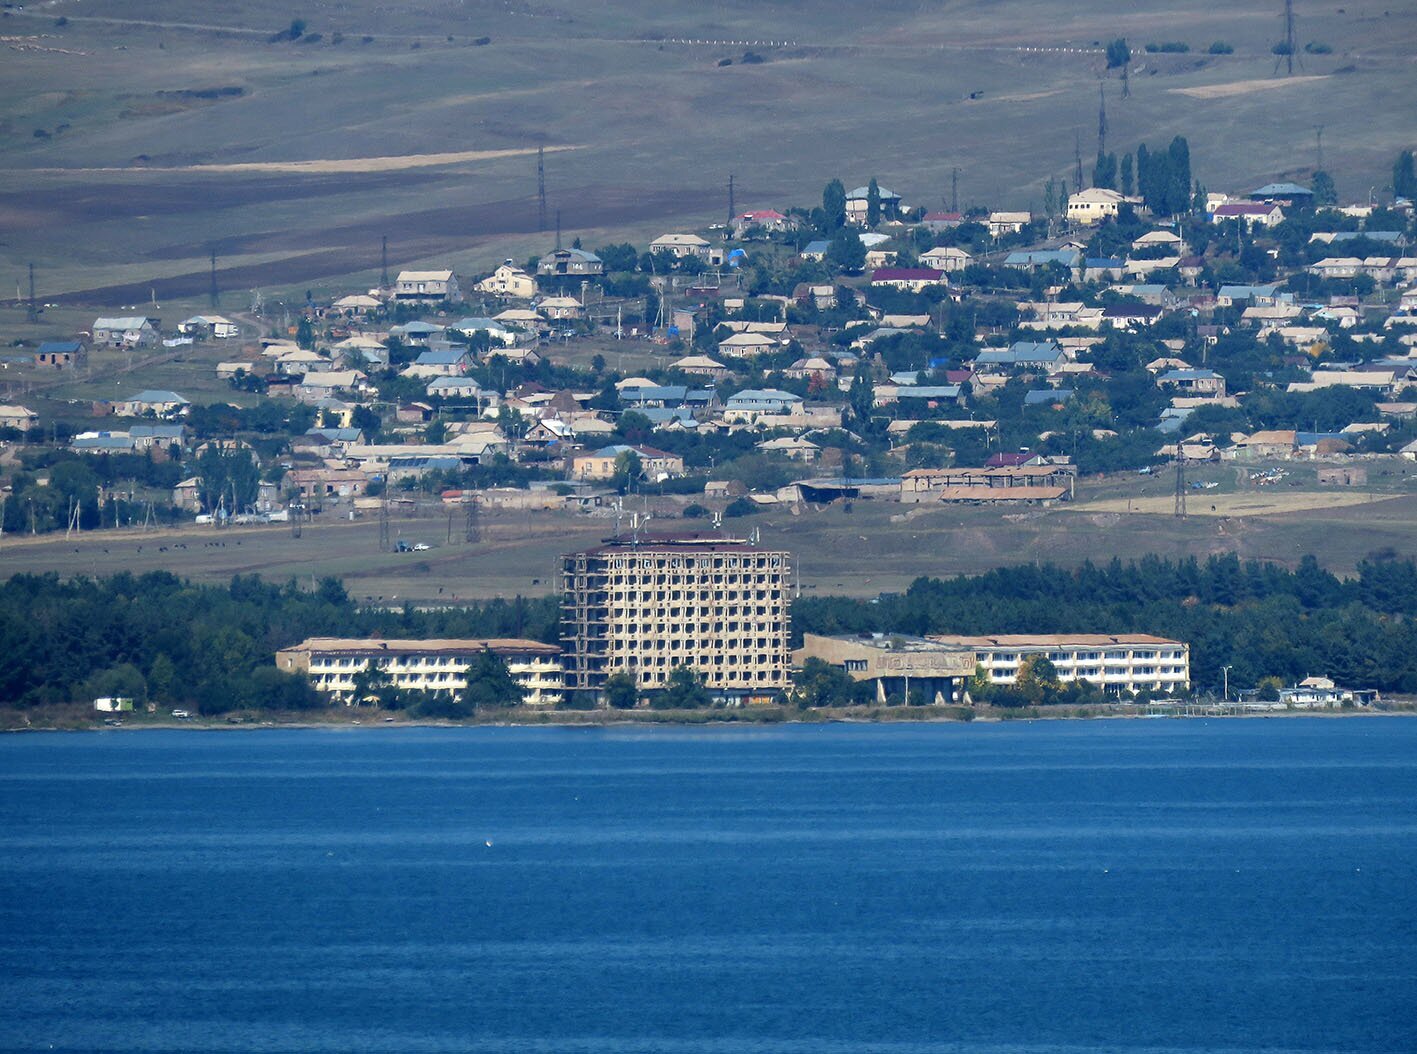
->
683, 503, 709, 519
1208, 41, 1233, 54
740, 50, 764, 64
1304, 41, 1332, 54
473, 36, 491, 46
1144, 41, 1190, 53
717, 57, 733, 67
724, 497, 759, 518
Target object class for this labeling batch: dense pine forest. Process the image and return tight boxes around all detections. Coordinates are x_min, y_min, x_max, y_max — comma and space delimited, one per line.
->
2, 554, 1414, 713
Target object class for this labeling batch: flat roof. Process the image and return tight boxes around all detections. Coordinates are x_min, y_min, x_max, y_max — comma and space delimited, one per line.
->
283, 637, 559, 656
930, 634, 1184, 649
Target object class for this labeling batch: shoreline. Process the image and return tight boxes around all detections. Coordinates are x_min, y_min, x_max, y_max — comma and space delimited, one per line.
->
5, 702, 1415, 734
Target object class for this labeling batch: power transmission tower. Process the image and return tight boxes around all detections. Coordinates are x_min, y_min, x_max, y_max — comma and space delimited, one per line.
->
1281, 0, 1296, 75
1074, 133, 1084, 193
727, 172, 735, 224
378, 496, 391, 552
380, 235, 389, 289
1097, 81, 1108, 156
209, 246, 219, 308
951, 167, 959, 212
290, 501, 303, 539
1174, 453, 1187, 518
26, 263, 37, 322
537, 146, 548, 233
465, 498, 480, 543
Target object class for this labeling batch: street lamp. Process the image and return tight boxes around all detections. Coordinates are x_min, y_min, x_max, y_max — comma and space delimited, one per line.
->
1221, 665, 1233, 702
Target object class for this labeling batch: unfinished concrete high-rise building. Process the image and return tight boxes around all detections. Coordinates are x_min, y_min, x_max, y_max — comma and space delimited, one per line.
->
561, 533, 792, 704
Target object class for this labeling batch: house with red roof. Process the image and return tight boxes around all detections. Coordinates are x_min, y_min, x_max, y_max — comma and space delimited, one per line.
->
732, 209, 794, 236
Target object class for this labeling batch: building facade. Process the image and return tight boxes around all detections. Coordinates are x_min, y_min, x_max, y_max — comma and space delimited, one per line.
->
793, 633, 977, 704
561, 534, 792, 702
275, 638, 564, 705
929, 634, 1190, 695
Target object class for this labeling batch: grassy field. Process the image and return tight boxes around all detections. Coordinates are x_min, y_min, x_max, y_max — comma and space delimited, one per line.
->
2, 0, 1414, 329
6, 472, 1415, 602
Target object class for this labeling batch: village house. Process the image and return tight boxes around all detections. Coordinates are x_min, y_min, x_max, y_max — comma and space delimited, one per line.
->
650, 233, 713, 260
329, 294, 382, 315
732, 209, 794, 236
1004, 249, 1081, 272
920, 211, 963, 232
755, 435, 821, 462
918, 246, 973, 272
178, 315, 240, 340
799, 240, 830, 262
538, 295, 584, 321
114, 389, 189, 418
846, 184, 902, 225
722, 388, 804, 425
671, 355, 730, 380
1211, 203, 1285, 228
568, 444, 685, 483
1066, 187, 1128, 225
987, 211, 1032, 238
717, 331, 778, 359
92, 317, 158, 348
536, 247, 604, 277
35, 340, 87, 368
1157, 368, 1226, 397
129, 423, 185, 453
0, 404, 39, 431
870, 267, 946, 292
425, 376, 484, 400
393, 270, 460, 302
476, 262, 537, 299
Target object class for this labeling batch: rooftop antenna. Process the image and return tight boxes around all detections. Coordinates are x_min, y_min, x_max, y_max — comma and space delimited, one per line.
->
1097, 81, 1108, 157
951, 167, 959, 212
209, 245, 219, 308
727, 172, 735, 225
380, 235, 389, 289
1074, 132, 1084, 193
537, 146, 548, 233
26, 263, 37, 322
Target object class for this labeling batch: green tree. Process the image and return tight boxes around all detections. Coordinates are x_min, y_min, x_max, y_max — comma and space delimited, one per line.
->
1106, 38, 1131, 69
604, 670, 639, 709
822, 179, 847, 230
866, 177, 882, 227
827, 227, 866, 272
148, 653, 176, 702
295, 317, 315, 350
196, 446, 260, 515
790, 657, 870, 709
1392, 150, 1415, 199
460, 651, 523, 710
653, 665, 711, 710
1120, 153, 1134, 196
847, 361, 875, 429
611, 449, 643, 494
1311, 170, 1337, 206
1015, 656, 1062, 705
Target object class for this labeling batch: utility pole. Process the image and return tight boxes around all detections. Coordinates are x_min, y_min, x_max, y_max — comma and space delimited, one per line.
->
537, 145, 548, 233
1174, 452, 1187, 518
951, 167, 959, 212
26, 263, 37, 322
465, 498, 480, 544
727, 172, 735, 225
209, 246, 219, 308
380, 235, 389, 289
1222, 665, 1233, 702
378, 495, 391, 552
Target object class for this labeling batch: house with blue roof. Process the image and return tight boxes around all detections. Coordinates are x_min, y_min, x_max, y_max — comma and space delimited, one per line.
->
1083, 258, 1125, 282
722, 389, 804, 424
975, 341, 1069, 372
1024, 388, 1075, 407
1157, 368, 1226, 397
1250, 183, 1313, 202
72, 431, 137, 453
1004, 249, 1082, 271
412, 348, 473, 375
35, 340, 85, 369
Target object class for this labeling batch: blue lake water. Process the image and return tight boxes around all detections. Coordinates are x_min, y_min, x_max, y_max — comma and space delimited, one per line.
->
1, 718, 1415, 1053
